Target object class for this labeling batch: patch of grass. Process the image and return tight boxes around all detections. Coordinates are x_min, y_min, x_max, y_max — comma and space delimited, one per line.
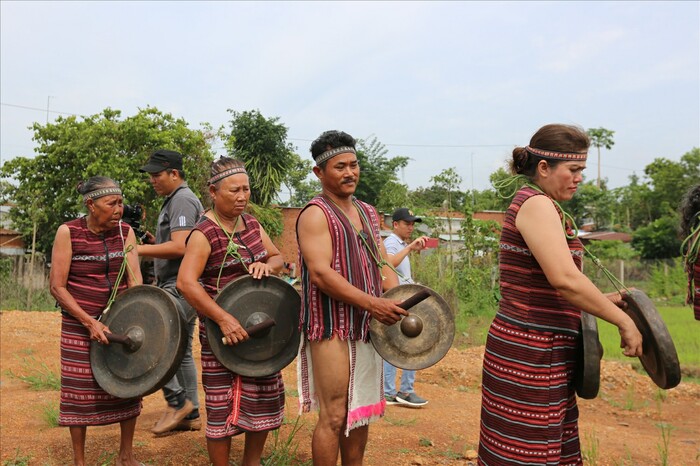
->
597, 305, 700, 381
41, 401, 59, 427
418, 437, 433, 447
656, 422, 674, 466
383, 416, 417, 427
262, 416, 311, 466
7, 355, 60, 391
2, 448, 32, 466
285, 388, 299, 398
581, 429, 600, 465
96, 451, 117, 466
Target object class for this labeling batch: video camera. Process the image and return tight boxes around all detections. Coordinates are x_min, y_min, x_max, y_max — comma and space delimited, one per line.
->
122, 204, 149, 242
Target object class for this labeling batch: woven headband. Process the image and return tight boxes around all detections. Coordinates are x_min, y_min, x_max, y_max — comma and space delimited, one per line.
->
315, 146, 356, 166
208, 167, 247, 185
525, 146, 588, 161
84, 187, 122, 201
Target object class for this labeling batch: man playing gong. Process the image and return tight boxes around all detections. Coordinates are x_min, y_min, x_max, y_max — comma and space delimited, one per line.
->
296, 130, 407, 465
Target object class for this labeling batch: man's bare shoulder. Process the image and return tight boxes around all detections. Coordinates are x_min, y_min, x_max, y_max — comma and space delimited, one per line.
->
297, 204, 327, 231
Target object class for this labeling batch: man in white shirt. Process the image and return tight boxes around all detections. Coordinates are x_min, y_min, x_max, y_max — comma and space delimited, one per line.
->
383, 208, 430, 408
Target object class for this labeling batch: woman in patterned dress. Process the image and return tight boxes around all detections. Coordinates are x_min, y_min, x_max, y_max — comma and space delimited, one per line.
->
478, 124, 643, 465
680, 184, 700, 320
49, 176, 143, 466
177, 157, 285, 466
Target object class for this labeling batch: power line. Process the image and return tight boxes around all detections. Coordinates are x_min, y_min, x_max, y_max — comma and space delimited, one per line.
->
288, 137, 515, 149
1, 102, 77, 117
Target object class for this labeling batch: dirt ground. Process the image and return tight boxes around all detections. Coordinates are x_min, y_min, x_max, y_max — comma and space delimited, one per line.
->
1, 310, 699, 466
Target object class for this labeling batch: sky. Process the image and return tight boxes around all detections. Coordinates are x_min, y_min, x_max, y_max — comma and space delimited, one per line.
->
1, 1, 698, 196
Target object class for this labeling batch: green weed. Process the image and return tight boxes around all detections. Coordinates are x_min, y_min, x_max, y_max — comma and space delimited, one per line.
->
261, 416, 311, 466
7, 355, 60, 391
581, 430, 600, 465
383, 416, 417, 427
418, 437, 433, 447
656, 422, 674, 466
2, 448, 32, 466
41, 401, 59, 427
96, 450, 117, 466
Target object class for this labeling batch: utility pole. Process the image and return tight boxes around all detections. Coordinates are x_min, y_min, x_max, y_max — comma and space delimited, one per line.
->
46, 95, 54, 123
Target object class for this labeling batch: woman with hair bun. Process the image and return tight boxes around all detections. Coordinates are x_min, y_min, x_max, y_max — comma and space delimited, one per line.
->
49, 176, 143, 466
177, 157, 285, 466
680, 184, 700, 320
478, 124, 643, 465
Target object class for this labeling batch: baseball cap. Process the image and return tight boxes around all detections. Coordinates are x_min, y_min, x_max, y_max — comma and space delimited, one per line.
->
392, 208, 422, 223
139, 149, 183, 173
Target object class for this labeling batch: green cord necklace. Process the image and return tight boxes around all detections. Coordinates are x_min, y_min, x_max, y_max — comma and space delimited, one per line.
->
323, 195, 405, 281
495, 176, 629, 295
212, 210, 249, 292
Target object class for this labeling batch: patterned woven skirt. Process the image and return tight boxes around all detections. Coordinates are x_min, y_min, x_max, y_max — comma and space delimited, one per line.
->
59, 314, 141, 426
198, 320, 285, 440
478, 317, 582, 465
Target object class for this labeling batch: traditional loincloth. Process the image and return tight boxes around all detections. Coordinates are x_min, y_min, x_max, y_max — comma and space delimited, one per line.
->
297, 335, 385, 436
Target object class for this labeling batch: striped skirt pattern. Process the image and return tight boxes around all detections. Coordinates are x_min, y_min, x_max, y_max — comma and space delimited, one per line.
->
478, 318, 582, 465
199, 320, 285, 439
59, 314, 141, 426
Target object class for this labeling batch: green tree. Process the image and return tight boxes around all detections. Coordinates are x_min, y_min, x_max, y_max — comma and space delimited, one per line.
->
223, 109, 296, 206
563, 180, 616, 230
376, 180, 410, 214
587, 127, 615, 188
280, 152, 316, 207
1, 107, 214, 256
631, 216, 682, 260
355, 135, 409, 207
644, 149, 700, 218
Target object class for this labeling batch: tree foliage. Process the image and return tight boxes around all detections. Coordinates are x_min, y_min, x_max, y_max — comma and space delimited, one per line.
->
355, 135, 409, 207
1, 107, 214, 256
587, 127, 615, 188
223, 109, 296, 206
631, 216, 682, 260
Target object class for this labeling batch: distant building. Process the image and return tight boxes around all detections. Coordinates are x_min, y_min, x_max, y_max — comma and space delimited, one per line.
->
0, 205, 25, 256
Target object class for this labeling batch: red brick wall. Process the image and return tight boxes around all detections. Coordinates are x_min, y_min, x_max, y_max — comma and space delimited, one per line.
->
273, 207, 302, 267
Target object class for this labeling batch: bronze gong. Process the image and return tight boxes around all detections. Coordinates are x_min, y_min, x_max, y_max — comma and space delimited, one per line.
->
622, 289, 681, 389
575, 311, 603, 399
90, 285, 187, 398
370, 284, 455, 371
206, 275, 301, 377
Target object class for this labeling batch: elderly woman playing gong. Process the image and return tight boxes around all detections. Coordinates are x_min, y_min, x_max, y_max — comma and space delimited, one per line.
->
177, 157, 285, 466
50, 176, 143, 466
478, 124, 643, 465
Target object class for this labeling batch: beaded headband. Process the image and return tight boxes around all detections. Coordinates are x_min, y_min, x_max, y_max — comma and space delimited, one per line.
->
525, 146, 588, 161
208, 167, 247, 185
83, 187, 122, 201
315, 146, 356, 166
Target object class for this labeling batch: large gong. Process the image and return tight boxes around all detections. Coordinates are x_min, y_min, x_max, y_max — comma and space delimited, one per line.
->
623, 289, 681, 389
575, 311, 603, 399
370, 284, 455, 371
206, 275, 301, 377
90, 285, 187, 398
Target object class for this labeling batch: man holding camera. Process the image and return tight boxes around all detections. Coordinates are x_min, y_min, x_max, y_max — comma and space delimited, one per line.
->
137, 149, 203, 434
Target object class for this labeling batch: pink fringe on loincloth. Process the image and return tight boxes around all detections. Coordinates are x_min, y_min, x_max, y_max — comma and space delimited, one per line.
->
297, 335, 385, 436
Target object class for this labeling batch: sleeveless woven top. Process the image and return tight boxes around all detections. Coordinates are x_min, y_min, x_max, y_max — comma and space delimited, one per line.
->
193, 214, 268, 301
298, 195, 384, 342
497, 186, 584, 336
64, 218, 131, 316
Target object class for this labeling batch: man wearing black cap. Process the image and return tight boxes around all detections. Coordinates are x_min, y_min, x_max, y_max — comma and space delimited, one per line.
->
137, 149, 203, 434
383, 208, 430, 408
